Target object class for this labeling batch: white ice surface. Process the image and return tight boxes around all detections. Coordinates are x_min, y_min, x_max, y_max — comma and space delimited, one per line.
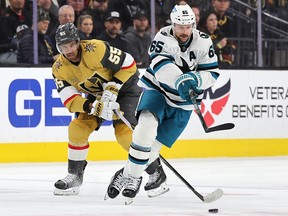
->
1, 156, 288, 216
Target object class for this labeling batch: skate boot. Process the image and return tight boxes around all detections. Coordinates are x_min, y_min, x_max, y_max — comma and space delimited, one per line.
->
122, 176, 142, 205
54, 160, 87, 196
104, 168, 126, 200
145, 158, 169, 198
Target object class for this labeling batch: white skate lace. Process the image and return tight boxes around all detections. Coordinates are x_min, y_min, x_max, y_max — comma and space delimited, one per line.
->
126, 177, 141, 190
61, 174, 79, 186
111, 172, 125, 191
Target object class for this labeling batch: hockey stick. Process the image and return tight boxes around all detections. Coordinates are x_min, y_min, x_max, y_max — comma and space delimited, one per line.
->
114, 109, 223, 203
190, 91, 235, 133
159, 154, 223, 203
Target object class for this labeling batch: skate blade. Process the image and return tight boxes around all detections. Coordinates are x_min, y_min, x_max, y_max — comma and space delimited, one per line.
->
53, 187, 80, 196
124, 197, 133, 205
104, 192, 110, 200
147, 182, 169, 198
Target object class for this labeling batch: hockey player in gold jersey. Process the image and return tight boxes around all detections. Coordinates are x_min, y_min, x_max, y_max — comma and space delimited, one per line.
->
52, 23, 167, 196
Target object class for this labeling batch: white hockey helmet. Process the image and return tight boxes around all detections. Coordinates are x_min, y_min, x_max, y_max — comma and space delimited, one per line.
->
170, 4, 196, 27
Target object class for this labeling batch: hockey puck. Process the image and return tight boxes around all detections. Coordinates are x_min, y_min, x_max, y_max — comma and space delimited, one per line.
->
208, 209, 218, 213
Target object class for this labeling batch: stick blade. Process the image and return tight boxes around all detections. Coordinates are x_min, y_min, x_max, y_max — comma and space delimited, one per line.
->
206, 123, 235, 133
203, 188, 223, 203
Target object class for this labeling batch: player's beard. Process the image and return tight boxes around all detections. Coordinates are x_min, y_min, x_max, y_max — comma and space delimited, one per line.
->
65, 48, 81, 62
176, 34, 190, 43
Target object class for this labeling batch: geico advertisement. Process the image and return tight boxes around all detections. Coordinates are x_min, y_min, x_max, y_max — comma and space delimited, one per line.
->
0, 67, 114, 143
0, 68, 287, 143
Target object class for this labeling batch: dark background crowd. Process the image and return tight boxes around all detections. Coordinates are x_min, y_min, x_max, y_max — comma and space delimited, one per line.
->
0, 0, 287, 68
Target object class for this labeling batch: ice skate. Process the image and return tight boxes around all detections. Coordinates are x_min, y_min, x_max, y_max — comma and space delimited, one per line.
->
145, 165, 169, 198
54, 173, 83, 195
122, 176, 142, 205
104, 168, 126, 200
53, 160, 87, 196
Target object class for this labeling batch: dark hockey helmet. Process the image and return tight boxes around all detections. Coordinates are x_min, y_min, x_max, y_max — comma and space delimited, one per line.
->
55, 23, 80, 46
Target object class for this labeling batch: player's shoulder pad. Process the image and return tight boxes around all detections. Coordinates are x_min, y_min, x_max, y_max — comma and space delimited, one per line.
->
193, 29, 212, 45
52, 55, 66, 76
150, 26, 179, 57
80, 39, 105, 53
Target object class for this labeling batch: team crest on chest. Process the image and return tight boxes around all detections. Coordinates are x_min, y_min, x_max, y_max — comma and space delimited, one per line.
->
54, 61, 62, 71
84, 43, 96, 52
78, 72, 106, 94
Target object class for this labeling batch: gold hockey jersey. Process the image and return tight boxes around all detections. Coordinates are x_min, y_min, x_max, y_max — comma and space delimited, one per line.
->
52, 39, 137, 113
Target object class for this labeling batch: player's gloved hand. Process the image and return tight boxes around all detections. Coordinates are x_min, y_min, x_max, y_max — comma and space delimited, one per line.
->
175, 72, 203, 102
101, 82, 122, 102
90, 100, 120, 121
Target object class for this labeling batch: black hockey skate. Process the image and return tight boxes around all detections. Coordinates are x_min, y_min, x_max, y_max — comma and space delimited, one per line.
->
54, 160, 87, 196
144, 164, 169, 198
122, 176, 142, 205
104, 168, 126, 200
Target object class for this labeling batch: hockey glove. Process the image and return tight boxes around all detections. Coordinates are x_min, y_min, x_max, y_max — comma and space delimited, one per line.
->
90, 100, 120, 121
175, 72, 203, 102
101, 82, 122, 102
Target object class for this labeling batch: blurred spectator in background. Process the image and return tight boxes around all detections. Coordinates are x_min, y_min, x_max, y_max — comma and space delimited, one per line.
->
48, 5, 75, 50
57, 5, 75, 24
211, 0, 236, 37
56, 0, 68, 7
124, 9, 151, 68
81, 0, 111, 38
10, 24, 29, 51
198, 10, 236, 67
77, 14, 93, 40
191, 4, 200, 26
17, 8, 59, 64
0, 1, 6, 11
38, 0, 58, 17
0, 15, 6, 51
67, 0, 85, 26
37, 0, 59, 36
155, 16, 170, 33
0, 24, 27, 64
97, 11, 132, 54
176, 0, 210, 8
110, 0, 147, 31
141, 0, 174, 28
0, 0, 32, 53
176, 0, 188, 4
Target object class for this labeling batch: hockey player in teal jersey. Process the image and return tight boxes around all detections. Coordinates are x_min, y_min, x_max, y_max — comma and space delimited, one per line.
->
106, 4, 220, 203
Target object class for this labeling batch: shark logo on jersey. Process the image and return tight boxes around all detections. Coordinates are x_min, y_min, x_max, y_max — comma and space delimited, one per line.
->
178, 57, 196, 72
200, 79, 231, 127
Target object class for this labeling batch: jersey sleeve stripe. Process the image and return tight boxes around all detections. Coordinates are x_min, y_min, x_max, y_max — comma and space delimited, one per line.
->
140, 75, 191, 106
144, 70, 178, 96
198, 62, 218, 70
63, 94, 81, 106
121, 60, 136, 69
121, 52, 136, 69
152, 58, 174, 73
159, 82, 178, 95
150, 53, 174, 61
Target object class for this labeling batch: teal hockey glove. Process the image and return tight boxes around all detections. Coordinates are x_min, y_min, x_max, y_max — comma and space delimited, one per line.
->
175, 72, 203, 102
